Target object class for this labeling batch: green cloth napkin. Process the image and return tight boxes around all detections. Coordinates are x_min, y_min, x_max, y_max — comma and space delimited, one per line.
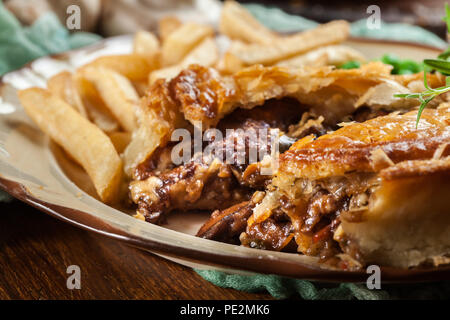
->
196, 270, 390, 300
196, 270, 450, 300
0, 1, 101, 76
0, 0, 448, 300
245, 3, 447, 48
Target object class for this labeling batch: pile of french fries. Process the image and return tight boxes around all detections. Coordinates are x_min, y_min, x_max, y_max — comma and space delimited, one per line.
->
18, 1, 363, 204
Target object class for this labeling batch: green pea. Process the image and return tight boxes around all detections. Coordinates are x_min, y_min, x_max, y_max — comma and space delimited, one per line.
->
339, 61, 361, 69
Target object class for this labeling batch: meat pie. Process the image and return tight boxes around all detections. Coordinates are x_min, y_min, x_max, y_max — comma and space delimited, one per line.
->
128, 62, 449, 270
240, 104, 450, 269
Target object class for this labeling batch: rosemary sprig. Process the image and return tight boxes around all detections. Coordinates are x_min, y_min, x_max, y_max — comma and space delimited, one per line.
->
394, 3, 450, 127
395, 63, 450, 127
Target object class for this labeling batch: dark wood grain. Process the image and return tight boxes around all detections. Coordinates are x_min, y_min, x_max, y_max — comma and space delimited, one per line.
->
0, 201, 272, 300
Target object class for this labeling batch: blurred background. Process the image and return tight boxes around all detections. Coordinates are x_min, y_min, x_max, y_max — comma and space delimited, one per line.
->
3, 0, 448, 39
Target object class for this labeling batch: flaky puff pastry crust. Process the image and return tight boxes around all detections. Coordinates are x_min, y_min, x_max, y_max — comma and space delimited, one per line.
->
278, 104, 450, 181
163, 63, 445, 129
273, 104, 450, 268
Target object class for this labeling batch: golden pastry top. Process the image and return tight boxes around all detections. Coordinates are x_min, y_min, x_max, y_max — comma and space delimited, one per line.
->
279, 104, 450, 180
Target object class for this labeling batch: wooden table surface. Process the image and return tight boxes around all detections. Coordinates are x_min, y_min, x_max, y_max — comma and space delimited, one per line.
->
0, 200, 272, 300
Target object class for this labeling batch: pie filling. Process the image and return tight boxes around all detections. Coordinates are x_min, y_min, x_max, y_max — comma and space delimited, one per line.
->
128, 90, 449, 270
239, 173, 379, 269
129, 97, 327, 224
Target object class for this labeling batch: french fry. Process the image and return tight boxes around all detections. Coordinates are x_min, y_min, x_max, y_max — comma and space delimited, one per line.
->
229, 20, 350, 65
219, 1, 277, 45
133, 30, 160, 58
80, 54, 159, 82
132, 80, 148, 97
277, 52, 329, 68
149, 37, 219, 84
80, 67, 139, 132
276, 45, 366, 68
47, 71, 88, 117
18, 88, 123, 203
86, 106, 120, 133
158, 16, 182, 43
73, 73, 120, 133
108, 131, 132, 154
161, 22, 214, 66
